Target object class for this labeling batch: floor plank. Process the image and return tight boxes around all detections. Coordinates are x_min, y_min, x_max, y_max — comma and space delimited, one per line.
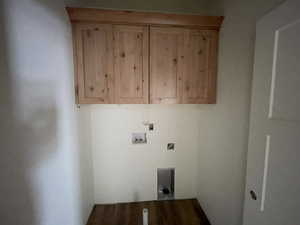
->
86, 199, 211, 225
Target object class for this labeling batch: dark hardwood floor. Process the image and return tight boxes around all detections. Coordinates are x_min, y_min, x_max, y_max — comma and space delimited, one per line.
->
87, 199, 211, 225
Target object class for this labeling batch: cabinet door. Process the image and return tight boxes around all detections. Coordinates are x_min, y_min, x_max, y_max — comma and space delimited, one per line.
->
113, 25, 149, 104
150, 27, 184, 104
183, 29, 218, 104
75, 23, 114, 103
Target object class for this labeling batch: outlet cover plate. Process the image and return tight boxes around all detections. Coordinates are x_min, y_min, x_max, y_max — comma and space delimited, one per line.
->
132, 133, 147, 144
167, 143, 175, 151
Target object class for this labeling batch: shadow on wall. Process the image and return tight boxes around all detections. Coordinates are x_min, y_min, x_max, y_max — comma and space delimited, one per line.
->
0, 0, 93, 224
0, 1, 58, 224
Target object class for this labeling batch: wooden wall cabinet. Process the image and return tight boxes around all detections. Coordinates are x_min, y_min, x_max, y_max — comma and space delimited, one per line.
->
68, 8, 223, 104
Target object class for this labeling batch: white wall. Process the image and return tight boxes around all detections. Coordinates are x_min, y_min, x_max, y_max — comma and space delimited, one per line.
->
84, 2, 283, 225
91, 105, 201, 203
77, 106, 94, 223
0, 0, 93, 224
196, 1, 285, 225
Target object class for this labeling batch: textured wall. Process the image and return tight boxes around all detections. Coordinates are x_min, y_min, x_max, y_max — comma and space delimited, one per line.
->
0, 0, 93, 224
197, 1, 285, 225
90, 105, 201, 203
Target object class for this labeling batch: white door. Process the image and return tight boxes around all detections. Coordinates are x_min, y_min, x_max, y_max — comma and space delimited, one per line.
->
243, 0, 300, 225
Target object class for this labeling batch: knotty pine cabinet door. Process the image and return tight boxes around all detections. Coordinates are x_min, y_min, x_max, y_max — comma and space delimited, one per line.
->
149, 27, 218, 104
113, 25, 149, 104
183, 29, 218, 104
73, 23, 218, 104
150, 27, 184, 104
74, 23, 114, 103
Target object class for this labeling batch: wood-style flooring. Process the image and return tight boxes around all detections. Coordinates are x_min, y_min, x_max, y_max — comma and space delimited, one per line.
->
87, 199, 211, 225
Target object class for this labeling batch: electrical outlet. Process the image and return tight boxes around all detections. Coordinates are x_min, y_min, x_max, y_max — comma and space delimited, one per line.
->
132, 133, 147, 144
149, 123, 154, 131
167, 143, 175, 151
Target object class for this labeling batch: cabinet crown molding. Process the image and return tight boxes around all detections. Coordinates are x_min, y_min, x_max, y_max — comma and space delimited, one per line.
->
66, 7, 224, 30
